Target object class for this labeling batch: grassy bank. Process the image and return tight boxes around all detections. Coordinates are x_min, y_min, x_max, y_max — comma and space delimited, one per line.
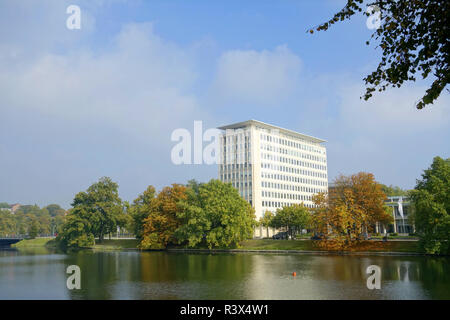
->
11, 237, 57, 248
87, 239, 421, 253
12, 238, 139, 250
239, 239, 420, 253
90, 239, 140, 250
12, 238, 420, 254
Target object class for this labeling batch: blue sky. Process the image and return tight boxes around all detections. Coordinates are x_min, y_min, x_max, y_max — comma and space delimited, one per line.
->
1, 0, 449, 208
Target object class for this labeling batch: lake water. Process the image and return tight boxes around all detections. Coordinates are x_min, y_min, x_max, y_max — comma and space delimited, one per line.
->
0, 248, 449, 300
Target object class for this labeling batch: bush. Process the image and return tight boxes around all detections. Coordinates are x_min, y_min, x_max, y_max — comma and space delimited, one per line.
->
59, 233, 94, 248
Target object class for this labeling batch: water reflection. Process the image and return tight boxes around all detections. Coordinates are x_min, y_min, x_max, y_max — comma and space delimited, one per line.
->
0, 249, 449, 300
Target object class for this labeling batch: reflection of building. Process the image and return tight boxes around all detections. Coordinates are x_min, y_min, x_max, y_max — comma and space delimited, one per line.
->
380, 196, 415, 235
218, 120, 328, 238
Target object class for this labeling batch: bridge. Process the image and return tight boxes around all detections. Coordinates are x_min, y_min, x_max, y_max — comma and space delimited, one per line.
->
0, 238, 24, 247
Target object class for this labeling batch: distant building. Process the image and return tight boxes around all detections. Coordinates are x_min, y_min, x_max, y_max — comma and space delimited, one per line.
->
380, 196, 414, 235
10, 204, 21, 214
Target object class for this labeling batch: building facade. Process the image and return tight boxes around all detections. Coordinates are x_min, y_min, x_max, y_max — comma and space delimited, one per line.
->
217, 120, 328, 226
382, 196, 415, 235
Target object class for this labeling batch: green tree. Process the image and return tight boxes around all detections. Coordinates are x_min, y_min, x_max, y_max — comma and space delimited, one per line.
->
11, 205, 53, 236
0, 210, 15, 236
45, 204, 65, 217
312, 0, 449, 109
175, 179, 256, 249
35, 208, 51, 235
380, 184, 409, 196
52, 214, 66, 236
13, 211, 28, 235
58, 210, 94, 248
173, 182, 208, 247
0, 202, 10, 209
259, 211, 275, 238
129, 185, 156, 239
410, 156, 450, 255
140, 184, 187, 249
16, 205, 39, 215
69, 177, 124, 243
28, 220, 39, 239
270, 204, 311, 239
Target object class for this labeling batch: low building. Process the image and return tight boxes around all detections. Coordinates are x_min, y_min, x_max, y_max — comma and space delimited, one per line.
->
10, 204, 21, 214
379, 196, 415, 235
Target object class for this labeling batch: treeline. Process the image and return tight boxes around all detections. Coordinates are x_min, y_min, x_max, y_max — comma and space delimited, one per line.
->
258, 157, 449, 255
12, 156, 447, 255
58, 178, 255, 249
0, 204, 65, 238
380, 184, 410, 196
259, 172, 393, 244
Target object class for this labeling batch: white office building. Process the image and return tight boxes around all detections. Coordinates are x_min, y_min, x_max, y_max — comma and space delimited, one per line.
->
218, 120, 328, 226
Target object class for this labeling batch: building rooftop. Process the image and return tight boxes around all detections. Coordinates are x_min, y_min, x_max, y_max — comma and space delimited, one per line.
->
217, 119, 326, 144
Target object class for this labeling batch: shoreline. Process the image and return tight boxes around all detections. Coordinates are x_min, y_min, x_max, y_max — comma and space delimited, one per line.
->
11, 238, 444, 257
165, 248, 426, 256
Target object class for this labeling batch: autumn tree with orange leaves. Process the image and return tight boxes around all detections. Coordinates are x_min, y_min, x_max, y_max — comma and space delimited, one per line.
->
139, 184, 187, 249
312, 172, 392, 250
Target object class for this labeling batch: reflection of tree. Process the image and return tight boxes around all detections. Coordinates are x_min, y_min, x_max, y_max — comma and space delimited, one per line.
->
67, 250, 141, 300
139, 252, 254, 284
418, 257, 450, 300
60, 251, 449, 300
305, 256, 366, 282
310, 255, 450, 299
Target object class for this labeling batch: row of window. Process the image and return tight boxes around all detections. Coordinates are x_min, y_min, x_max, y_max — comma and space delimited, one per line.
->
220, 173, 252, 181
262, 143, 326, 163
220, 163, 253, 170
260, 134, 325, 156
221, 131, 250, 139
261, 164, 328, 184
261, 152, 327, 171
261, 191, 317, 201
228, 181, 253, 189
261, 180, 326, 193
221, 153, 252, 165
262, 201, 316, 209
222, 144, 251, 153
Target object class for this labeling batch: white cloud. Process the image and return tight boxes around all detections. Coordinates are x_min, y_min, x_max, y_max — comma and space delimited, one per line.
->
337, 82, 450, 135
0, 22, 203, 141
212, 45, 301, 105
318, 79, 450, 188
